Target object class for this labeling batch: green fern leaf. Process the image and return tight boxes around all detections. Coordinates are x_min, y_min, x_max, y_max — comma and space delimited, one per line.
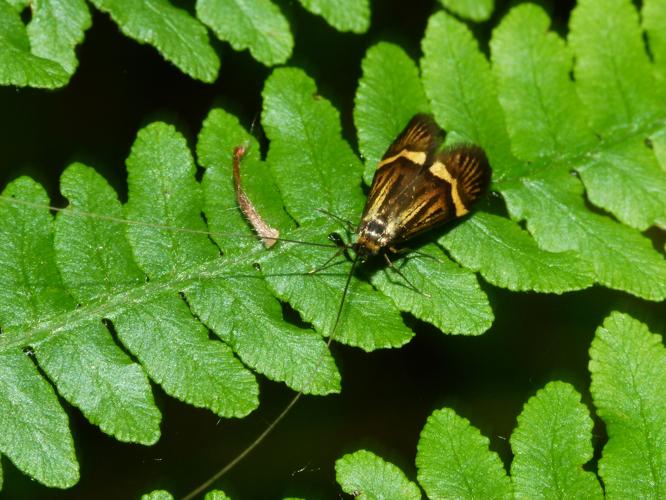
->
441, 211, 594, 293
644, 0, 666, 93
1, 1, 665, 492
0, 124, 285, 485
88, 0, 220, 82
421, 11, 596, 294
1, 174, 161, 445
370, 243, 493, 336
335, 449, 421, 499
569, 0, 659, 134
193, 109, 340, 394
568, 0, 666, 230
490, 4, 595, 161
204, 490, 231, 500
510, 381, 602, 498
0, 0, 71, 87
261, 223, 412, 350
422, 11, 514, 177
262, 67, 365, 223
0, 351, 78, 488
27, 0, 91, 75
438, 0, 494, 22
492, 0, 666, 269
590, 312, 666, 497
196, 0, 292, 66
502, 172, 666, 301
416, 407, 512, 499
142, 490, 173, 500
0, 181, 81, 488
354, 42, 429, 185
58, 160, 259, 416
296, 0, 369, 33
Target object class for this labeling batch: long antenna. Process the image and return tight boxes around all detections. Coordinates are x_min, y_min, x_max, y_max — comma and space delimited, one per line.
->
0, 195, 339, 250
181, 254, 360, 500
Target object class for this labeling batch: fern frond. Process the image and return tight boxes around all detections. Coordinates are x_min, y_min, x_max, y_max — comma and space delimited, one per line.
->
335, 312, 662, 498
1, 0, 664, 493
419, 3, 666, 301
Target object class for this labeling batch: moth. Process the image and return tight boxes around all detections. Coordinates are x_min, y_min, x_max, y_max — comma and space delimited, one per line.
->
233, 113, 491, 312
354, 113, 490, 263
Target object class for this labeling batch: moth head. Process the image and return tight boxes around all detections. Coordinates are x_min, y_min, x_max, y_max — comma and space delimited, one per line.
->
352, 239, 378, 262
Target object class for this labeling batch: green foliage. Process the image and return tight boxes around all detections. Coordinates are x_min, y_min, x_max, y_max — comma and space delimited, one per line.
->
370, 243, 493, 336
196, 110, 339, 393
355, 42, 429, 185
0, 0, 84, 87
141, 491, 174, 500
204, 491, 231, 500
440, 211, 594, 293
0, 349, 78, 488
196, 0, 293, 66
438, 0, 494, 22
297, 0, 369, 33
0, 0, 665, 495
335, 450, 421, 499
416, 408, 513, 499
590, 312, 666, 498
27, 0, 90, 75
422, 10, 514, 177
338, 312, 662, 498
0, 0, 371, 87
262, 67, 365, 223
89, 0, 219, 82
510, 382, 602, 498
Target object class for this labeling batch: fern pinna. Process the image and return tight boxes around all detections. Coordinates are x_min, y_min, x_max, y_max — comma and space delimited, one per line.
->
1, 0, 665, 497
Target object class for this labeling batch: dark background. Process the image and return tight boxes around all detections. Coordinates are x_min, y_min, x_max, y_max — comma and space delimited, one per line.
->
1, 0, 663, 498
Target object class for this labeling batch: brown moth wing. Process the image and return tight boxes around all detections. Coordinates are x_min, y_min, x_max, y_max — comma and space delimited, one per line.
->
429, 145, 491, 213
362, 155, 455, 244
395, 144, 491, 242
360, 114, 442, 225
375, 114, 443, 169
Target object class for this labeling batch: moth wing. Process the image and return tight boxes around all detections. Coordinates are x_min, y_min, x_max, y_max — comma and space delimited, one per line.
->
378, 114, 443, 166
394, 144, 491, 242
361, 114, 443, 229
432, 145, 491, 209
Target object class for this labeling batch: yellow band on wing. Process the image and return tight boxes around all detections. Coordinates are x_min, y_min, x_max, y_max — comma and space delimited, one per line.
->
429, 161, 469, 217
377, 149, 427, 169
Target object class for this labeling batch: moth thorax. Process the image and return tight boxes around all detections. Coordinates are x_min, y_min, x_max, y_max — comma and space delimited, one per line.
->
354, 218, 390, 260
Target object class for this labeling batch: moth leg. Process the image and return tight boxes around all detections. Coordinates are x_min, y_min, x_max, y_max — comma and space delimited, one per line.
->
329, 232, 353, 261
308, 247, 347, 275
317, 208, 356, 233
389, 245, 439, 263
382, 252, 431, 297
